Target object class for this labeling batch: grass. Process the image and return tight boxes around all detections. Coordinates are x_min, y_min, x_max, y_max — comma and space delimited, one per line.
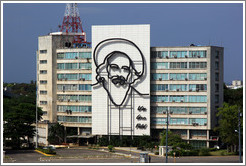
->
209, 150, 238, 156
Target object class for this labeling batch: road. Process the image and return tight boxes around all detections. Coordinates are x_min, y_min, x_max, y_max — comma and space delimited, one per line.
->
4, 147, 242, 163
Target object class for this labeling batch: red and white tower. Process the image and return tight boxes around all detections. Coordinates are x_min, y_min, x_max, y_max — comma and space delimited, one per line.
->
59, 3, 90, 45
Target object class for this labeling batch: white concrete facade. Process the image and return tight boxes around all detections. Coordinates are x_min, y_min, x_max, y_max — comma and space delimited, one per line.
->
91, 25, 150, 136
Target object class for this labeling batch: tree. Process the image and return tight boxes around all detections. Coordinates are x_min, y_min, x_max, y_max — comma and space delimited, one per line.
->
47, 123, 65, 145
160, 130, 192, 149
215, 103, 243, 152
3, 97, 43, 149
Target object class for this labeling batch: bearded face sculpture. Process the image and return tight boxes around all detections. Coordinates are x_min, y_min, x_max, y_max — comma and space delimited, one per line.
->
92, 38, 146, 107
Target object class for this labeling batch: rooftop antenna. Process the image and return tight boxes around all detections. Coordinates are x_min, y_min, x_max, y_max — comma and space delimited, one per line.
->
59, 3, 90, 45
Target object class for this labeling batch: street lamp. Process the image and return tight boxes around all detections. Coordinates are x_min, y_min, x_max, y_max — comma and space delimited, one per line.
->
165, 109, 169, 163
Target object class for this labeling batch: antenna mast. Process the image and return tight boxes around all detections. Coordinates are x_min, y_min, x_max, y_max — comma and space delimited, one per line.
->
59, 3, 90, 46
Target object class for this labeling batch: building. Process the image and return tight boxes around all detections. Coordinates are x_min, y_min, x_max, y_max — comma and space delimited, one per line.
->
36, 25, 224, 149
226, 80, 243, 89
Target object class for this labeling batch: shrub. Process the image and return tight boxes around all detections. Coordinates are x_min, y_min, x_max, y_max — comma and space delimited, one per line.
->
154, 151, 159, 155
183, 149, 199, 156
108, 145, 114, 152
199, 148, 210, 156
36, 147, 56, 155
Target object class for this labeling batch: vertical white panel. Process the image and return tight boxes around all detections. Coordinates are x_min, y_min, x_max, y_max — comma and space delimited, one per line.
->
92, 25, 150, 136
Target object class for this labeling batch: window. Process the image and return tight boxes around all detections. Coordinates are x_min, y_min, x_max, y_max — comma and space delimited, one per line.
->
170, 118, 188, 125
57, 95, 91, 102
79, 52, 91, 59
40, 60, 47, 64
189, 73, 207, 80
215, 51, 220, 59
42, 111, 47, 115
169, 84, 187, 91
215, 84, 219, 92
40, 50, 47, 54
57, 53, 64, 59
40, 101, 47, 105
190, 130, 207, 136
189, 96, 207, 102
215, 95, 219, 103
215, 73, 219, 81
189, 84, 207, 91
79, 74, 92, 81
79, 84, 92, 91
151, 62, 168, 69
170, 62, 187, 69
57, 116, 92, 123
40, 70, 47, 74
150, 95, 168, 102
151, 117, 167, 124
189, 118, 207, 125
151, 51, 168, 58
169, 95, 188, 102
215, 62, 219, 70
40, 80, 47, 84
151, 106, 168, 114
151, 84, 168, 91
151, 73, 168, 81
170, 51, 187, 58
57, 74, 78, 81
189, 62, 207, 69
189, 107, 207, 114
169, 107, 188, 114
57, 105, 92, 113
79, 63, 91, 69
57, 63, 78, 70
189, 51, 207, 58
169, 73, 187, 80
40, 90, 47, 95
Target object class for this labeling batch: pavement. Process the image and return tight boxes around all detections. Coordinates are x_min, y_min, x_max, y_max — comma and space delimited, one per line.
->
3, 147, 243, 163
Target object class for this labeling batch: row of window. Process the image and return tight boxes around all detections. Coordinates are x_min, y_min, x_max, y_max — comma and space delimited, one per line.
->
151, 107, 207, 114
57, 52, 91, 59
57, 84, 92, 91
44, 72, 208, 82
151, 117, 207, 125
151, 62, 207, 69
57, 63, 91, 70
152, 73, 207, 81
150, 95, 207, 103
57, 105, 92, 113
57, 116, 92, 123
151, 84, 207, 91
57, 95, 91, 102
151, 51, 207, 59
57, 74, 91, 81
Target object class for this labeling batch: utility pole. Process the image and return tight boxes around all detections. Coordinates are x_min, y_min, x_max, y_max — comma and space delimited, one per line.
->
35, 52, 38, 149
166, 109, 169, 163
238, 107, 242, 163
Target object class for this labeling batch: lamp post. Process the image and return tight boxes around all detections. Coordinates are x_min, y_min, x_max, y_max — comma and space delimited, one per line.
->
35, 52, 38, 149
165, 109, 169, 163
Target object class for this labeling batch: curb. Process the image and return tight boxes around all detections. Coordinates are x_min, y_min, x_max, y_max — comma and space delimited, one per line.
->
34, 150, 56, 157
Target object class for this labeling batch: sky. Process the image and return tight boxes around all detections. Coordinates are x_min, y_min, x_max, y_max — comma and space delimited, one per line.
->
3, 2, 244, 84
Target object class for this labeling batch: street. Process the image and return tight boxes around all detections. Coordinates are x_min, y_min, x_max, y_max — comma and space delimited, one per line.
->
3, 147, 242, 163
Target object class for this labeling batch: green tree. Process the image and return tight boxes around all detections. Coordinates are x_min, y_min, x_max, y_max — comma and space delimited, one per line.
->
215, 103, 242, 152
47, 123, 65, 145
160, 130, 192, 149
3, 98, 43, 149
